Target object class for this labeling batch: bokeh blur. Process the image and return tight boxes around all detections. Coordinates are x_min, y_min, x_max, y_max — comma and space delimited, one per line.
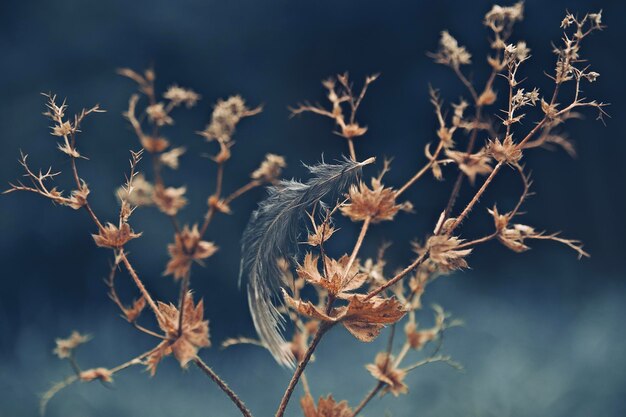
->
1, 0, 625, 416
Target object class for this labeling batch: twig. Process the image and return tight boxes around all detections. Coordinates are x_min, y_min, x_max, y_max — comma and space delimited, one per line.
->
193, 357, 253, 417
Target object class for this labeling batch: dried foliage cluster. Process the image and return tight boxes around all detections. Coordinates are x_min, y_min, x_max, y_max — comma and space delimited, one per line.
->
6, 4, 606, 417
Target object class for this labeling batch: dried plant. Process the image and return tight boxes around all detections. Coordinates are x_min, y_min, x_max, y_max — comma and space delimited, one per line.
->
5, 4, 607, 417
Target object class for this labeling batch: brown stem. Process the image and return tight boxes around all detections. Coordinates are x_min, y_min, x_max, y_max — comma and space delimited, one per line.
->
199, 162, 225, 238
395, 140, 445, 198
447, 161, 504, 234
351, 382, 383, 417
275, 323, 332, 417
347, 137, 357, 161
366, 252, 428, 300
443, 106, 483, 220
342, 216, 371, 284
118, 250, 164, 323
455, 232, 498, 250
177, 269, 191, 336
224, 180, 261, 205
193, 357, 253, 417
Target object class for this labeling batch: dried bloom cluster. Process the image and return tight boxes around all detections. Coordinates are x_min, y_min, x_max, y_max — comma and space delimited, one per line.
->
430, 31, 472, 68
149, 294, 211, 373
164, 224, 218, 279
198, 96, 263, 163
53, 331, 91, 359
5, 4, 606, 417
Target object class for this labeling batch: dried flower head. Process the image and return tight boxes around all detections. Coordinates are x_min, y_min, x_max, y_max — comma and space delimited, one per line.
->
306, 211, 336, 247
430, 31, 472, 68
445, 149, 493, 185
160, 147, 186, 170
484, 2, 524, 33
164, 85, 201, 108
116, 173, 154, 207
199, 96, 261, 144
341, 178, 403, 223
146, 103, 174, 127
487, 135, 522, 164
251, 153, 287, 183
296, 253, 367, 297
79, 368, 113, 383
92, 223, 142, 249
153, 293, 210, 369
300, 393, 353, 417
165, 225, 218, 280
366, 352, 408, 397
53, 331, 91, 359
153, 185, 187, 216
426, 235, 472, 271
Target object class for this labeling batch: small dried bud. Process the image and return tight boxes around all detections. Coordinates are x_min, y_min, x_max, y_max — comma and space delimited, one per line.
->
53, 331, 91, 359
163, 85, 201, 108
146, 103, 174, 127
477, 88, 497, 106
208, 195, 231, 214
251, 154, 286, 183
160, 147, 186, 170
79, 368, 113, 383
342, 123, 368, 138
140, 136, 170, 153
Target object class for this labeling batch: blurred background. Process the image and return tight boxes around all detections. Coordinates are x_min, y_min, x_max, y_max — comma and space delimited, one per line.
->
1, 0, 625, 416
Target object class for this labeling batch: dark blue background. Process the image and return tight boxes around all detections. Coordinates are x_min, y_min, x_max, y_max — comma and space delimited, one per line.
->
1, 0, 625, 416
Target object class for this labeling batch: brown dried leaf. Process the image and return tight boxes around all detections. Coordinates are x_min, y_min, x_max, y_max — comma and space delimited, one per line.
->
300, 393, 353, 417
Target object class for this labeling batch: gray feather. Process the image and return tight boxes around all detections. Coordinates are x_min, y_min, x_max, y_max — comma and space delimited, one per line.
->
240, 156, 374, 367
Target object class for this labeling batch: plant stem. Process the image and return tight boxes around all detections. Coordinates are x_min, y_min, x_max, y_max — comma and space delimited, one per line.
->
193, 357, 253, 417
366, 252, 428, 300
347, 137, 357, 161
118, 250, 164, 323
395, 140, 444, 198
351, 381, 383, 417
275, 323, 332, 417
342, 216, 371, 283
447, 161, 504, 233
